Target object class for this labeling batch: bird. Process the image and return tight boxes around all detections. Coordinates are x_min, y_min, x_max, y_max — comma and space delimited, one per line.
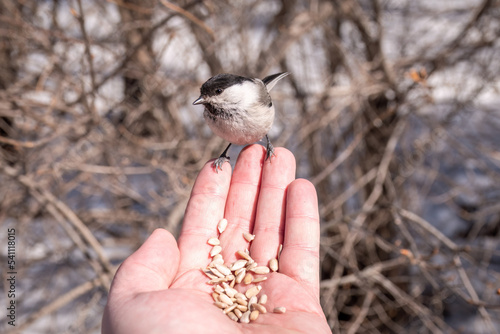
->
193, 72, 289, 171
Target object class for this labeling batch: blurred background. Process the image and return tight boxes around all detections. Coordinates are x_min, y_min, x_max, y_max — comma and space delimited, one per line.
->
1, 0, 499, 333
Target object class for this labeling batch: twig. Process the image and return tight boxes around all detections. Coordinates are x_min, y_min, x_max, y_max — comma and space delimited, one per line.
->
397, 208, 459, 252
347, 290, 375, 334
454, 255, 496, 332
160, 0, 214, 38
8, 278, 101, 333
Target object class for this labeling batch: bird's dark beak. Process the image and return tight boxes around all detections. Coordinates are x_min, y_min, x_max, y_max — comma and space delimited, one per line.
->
193, 96, 206, 105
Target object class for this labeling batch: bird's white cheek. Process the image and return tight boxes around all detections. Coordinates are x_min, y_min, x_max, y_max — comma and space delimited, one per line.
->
223, 82, 259, 110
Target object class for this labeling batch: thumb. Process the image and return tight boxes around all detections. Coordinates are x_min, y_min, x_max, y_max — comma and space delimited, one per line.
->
108, 228, 180, 298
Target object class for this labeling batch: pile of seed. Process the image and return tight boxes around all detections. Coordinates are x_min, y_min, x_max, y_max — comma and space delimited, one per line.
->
202, 218, 286, 323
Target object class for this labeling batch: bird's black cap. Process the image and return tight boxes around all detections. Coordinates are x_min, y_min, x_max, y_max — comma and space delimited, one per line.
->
200, 74, 253, 97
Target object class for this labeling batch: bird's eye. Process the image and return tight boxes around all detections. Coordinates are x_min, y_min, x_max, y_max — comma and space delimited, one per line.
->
215, 88, 223, 95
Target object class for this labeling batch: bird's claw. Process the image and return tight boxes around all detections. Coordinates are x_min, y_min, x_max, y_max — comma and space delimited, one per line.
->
265, 137, 276, 162
213, 156, 230, 173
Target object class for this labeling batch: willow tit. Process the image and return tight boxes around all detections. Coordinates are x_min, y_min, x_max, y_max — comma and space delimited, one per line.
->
193, 72, 289, 171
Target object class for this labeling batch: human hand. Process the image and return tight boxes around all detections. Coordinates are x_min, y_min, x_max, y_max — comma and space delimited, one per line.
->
102, 145, 330, 333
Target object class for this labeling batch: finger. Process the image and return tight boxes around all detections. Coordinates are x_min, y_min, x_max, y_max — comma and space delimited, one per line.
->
249, 148, 296, 265
218, 144, 265, 262
279, 179, 320, 299
109, 229, 179, 299
177, 159, 231, 274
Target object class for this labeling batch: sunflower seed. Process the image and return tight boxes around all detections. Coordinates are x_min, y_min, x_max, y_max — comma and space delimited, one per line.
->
203, 269, 218, 280
259, 294, 267, 305
243, 232, 255, 242
209, 259, 224, 269
208, 278, 226, 284
209, 255, 224, 267
252, 303, 267, 314
240, 311, 251, 323
243, 273, 254, 284
273, 306, 286, 314
234, 292, 247, 301
225, 286, 238, 298
207, 237, 220, 246
246, 262, 257, 270
210, 267, 225, 278
218, 218, 228, 234
235, 269, 246, 283
236, 298, 248, 306
210, 245, 222, 257
247, 296, 257, 309
227, 311, 239, 322
235, 267, 246, 276
252, 276, 267, 283
224, 304, 237, 314
214, 285, 224, 294
214, 301, 228, 309
218, 293, 233, 306
269, 258, 278, 272
251, 266, 270, 275
215, 263, 231, 276
237, 250, 252, 261
212, 292, 219, 302
245, 285, 262, 299
230, 259, 248, 271
236, 304, 248, 312
234, 308, 243, 318
250, 310, 260, 321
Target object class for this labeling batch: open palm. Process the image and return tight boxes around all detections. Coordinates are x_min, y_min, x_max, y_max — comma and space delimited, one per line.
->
102, 145, 330, 334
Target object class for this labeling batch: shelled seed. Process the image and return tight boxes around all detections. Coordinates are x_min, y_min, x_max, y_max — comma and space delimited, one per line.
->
210, 245, 222, 256
252, 276, 267, 283
251, 266, 270, 275
252, 303, 267, 314
235, 269, 246, 283
243, 273, 254, 284
207, 237, 220, 246
243, 232, 255, 242
230, 259, 248, 271
218, 218, 228, 234
259, 294, 267, 305
246, 262, 257, 271
273, 306, 286, 314
269, 258, 278, 272
240, 311, 251, 323
247, 296, 257, 309
227, 312, 239, 322
218, 293, 233, 306
245, 285, 262, 299
215, 263, 231, 276
214, 301, 228, 309
203, 218, 287, 324
250, 310, 259, 321
224, 304, 237, 314
236, 304, 248, 312
237, 250, 252, 261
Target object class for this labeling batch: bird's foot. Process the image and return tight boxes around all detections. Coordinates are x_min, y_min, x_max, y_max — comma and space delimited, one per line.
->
213, 143, 232, 173
265, 135, 276, 161
213, 155, 230, 172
